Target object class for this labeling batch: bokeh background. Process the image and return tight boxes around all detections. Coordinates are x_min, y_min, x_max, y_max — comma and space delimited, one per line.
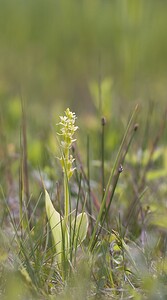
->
0, 0, 167, 166
1, 4, 167, 297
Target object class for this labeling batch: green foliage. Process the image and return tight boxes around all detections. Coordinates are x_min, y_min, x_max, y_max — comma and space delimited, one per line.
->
45, 109, 88, 278
45, 189, 88, 266
71, 212, 88, 247
1, 100, 167, 299
45, 189, 65, 265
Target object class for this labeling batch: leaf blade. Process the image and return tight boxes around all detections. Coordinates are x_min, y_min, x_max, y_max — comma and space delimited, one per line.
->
45, 189, 63, 263
71, 212, 88, 248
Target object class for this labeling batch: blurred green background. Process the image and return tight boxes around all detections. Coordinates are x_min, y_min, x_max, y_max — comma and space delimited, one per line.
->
0, 0, 167, 162
1, 3, 167, 297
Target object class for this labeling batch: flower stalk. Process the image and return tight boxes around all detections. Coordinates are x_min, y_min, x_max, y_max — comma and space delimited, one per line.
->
45, 108, 88, 277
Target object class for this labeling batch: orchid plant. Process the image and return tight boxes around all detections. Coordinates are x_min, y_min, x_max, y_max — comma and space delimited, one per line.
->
45, 108, 88, 275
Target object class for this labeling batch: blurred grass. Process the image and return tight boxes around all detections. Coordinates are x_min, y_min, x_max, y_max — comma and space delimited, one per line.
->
0, 0, 167, 115
0, 0, 167, 168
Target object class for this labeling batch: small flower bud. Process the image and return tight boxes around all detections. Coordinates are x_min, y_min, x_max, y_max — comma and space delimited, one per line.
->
118, 164, 123, 173
134, 123, 139, 131
101, 116, 106, 126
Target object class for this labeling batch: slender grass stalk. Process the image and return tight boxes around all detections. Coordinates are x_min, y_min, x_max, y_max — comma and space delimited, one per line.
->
98, 53, 102, 115
124, 186, 148, 237
70, 173, 81, 265
87, 134, 93, 232
1, 190, 39, 287
21, 100, 31, 226
101, 117, 106, 200
74, 147, 101, 211
102, 122, 139, 229
125, 108, 167, 231
19, 129, 23, 234
89, 105, 139, 251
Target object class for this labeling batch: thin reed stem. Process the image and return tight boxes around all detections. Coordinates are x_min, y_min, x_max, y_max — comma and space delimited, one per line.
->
89, 105, 139, 251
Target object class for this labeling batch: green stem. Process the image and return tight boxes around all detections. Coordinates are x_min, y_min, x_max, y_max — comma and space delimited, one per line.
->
88, 105, 139, 252
64, 147, 69, 225
62, 171, 69, 279
64, 174, 69, 225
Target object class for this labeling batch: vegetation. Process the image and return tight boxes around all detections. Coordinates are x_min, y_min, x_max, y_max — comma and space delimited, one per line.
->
1, 102, 167, 299
1, 1, 167, 299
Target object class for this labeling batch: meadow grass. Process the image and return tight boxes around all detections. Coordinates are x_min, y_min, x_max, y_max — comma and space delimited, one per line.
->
0, 105, 167, 300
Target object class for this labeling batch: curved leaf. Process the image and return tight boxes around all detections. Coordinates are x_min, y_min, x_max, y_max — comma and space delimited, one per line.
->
71, 212, 88, 248
45, 190, 69, 264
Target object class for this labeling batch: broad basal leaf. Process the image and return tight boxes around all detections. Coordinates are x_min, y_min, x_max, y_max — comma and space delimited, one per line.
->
45, 189, 68, 264
71, 212, 88, 248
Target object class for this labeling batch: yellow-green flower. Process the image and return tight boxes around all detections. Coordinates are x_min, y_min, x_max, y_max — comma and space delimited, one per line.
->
57, 107, 78, 179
